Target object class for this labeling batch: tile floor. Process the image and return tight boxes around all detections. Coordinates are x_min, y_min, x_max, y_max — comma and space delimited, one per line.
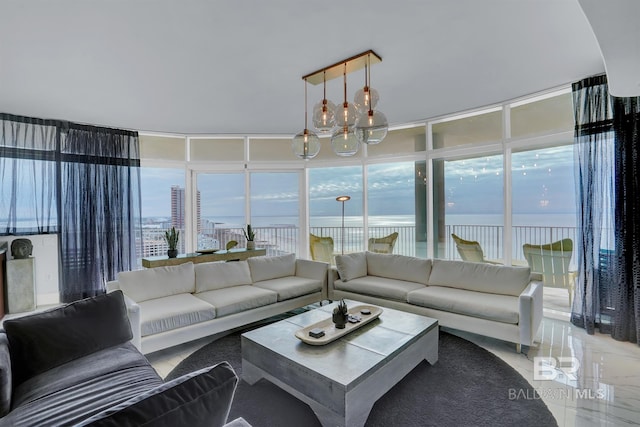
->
144, 294, 640, 427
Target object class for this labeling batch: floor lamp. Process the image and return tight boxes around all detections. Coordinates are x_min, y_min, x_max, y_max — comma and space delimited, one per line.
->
336, 196, 350, 254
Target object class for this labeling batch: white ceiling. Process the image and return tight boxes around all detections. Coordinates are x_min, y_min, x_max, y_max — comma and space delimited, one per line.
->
0, 1, 612, 135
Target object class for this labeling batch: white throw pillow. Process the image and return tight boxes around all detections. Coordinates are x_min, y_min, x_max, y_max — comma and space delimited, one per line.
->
247, 253, 296, 283
335, 252, 367, 282
118, 262, 195, 303
195, 261, 253, 293
428, 259, 530, 296
366, 252, 431, 285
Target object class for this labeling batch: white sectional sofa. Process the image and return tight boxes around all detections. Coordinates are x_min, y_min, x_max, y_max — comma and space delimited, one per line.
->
329, 251, 543, 351
107, 253, 328, 354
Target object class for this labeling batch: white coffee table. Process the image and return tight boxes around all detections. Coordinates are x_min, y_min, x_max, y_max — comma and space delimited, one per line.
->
241, 300, 439, 427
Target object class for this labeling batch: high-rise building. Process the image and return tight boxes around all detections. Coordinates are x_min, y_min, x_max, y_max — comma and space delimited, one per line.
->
171, 185, 201, 231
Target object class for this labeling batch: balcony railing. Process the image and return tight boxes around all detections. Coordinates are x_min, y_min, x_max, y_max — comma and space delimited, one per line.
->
139, 224, 577, 265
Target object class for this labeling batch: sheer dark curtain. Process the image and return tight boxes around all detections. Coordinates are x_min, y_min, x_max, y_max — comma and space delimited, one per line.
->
571, 74, 640, 345
0, 113, 142, 303
0, 114, 58, 234
58, 123, 142, 302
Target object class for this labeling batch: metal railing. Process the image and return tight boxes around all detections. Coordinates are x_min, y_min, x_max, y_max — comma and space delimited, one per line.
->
139, 223, 577, 264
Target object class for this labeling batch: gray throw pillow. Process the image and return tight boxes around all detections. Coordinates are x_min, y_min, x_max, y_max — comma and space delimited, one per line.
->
3, 290, 132, 386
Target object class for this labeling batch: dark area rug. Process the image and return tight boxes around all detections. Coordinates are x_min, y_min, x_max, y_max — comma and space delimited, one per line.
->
166, 329, 556, 427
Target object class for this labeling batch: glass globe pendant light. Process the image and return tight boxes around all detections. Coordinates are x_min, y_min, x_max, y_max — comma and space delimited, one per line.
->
354, 56, 388, 145
312, 70, 336, 133
331, 64, 359, 156
292, 79, 320, 160
353, 60, 379, 113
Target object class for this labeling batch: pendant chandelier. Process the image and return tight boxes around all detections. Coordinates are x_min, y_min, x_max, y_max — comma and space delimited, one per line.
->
292, 50, 388, 159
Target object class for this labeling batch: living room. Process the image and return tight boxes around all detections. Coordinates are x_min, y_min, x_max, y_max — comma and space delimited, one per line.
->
2, 1, 640, 426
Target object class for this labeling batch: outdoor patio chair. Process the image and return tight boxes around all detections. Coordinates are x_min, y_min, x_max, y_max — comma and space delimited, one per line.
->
522, 238, 575, 305
310, 234, 335, 264
451, 233, 501, 264
368, 232, 399, 254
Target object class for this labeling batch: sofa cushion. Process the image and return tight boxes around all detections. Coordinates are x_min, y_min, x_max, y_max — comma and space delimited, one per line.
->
254, 276, 322, 301
247, 253, 296, 283
8, 343, 162, 427
428, 259, 530, 296
407, 286, 520, 324
138, 294, 216, 337
365, 252, 431, 285
195, 261, 252, 292
335, 252, 367, 281
0, 333, 11, 417
3, 290, 132, 387
77, 362, 238, 427
118, 262, 196, 302
195, 286, 278, 318
334, 276, 426, 301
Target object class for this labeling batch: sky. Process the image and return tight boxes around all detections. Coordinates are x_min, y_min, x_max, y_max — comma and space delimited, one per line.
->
139, 145, 576, 220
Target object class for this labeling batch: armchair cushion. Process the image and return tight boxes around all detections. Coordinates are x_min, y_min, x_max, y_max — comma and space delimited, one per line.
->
3, 290, 133, 386
77, 362, 238, 427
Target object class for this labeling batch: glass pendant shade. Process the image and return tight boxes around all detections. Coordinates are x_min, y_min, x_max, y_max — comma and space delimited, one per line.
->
354, 109, 388, 145
331, 126, 360, 156
312, 98, 336, 133
292, 129, 320, 160
334, 102, 358, 128
353, 86, 379, 113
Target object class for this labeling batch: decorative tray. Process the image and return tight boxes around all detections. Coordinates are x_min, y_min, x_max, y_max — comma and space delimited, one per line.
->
295, 305, 383, 346
196, 248, 219, 254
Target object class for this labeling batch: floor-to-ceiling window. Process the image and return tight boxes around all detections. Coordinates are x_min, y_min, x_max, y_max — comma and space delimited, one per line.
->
196, 172, 245, 250
433, 154, 504, 261
250, 171, 300, 255
308, 165, 364, 256
367, 161, 424, 257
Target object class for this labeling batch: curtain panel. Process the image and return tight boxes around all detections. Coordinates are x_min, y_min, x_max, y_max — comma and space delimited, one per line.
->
0, 114, 58, 234
0, 113, 142, 303
571, 75, 640, 345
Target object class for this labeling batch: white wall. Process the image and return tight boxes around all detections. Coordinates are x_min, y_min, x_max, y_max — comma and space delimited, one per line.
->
0, 234, 59, 306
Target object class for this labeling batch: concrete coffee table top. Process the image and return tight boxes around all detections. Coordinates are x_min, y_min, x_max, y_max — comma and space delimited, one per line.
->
241, 300, 438, 427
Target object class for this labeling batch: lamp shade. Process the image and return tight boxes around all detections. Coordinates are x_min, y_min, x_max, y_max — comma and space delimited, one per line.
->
312, 99, 337, 133
331, 126, 360, 156
354, 86, 380, 113
292, 129, 321, 159
354, 110, 388, 145
334, 102, 358, 128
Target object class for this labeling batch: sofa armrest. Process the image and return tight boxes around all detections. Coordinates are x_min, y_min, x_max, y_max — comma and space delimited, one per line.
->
518, 280, 543, 346
327, 267, 340, 299
295, 259, 329, 300
107, 287, 141, 351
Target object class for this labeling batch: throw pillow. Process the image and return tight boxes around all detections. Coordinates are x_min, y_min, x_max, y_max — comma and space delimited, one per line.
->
77, 362, 238, 427
247, 253, 296, 283
335, 252, 367, 281
118, 262, 195, 303
3, 290, 133, 387
195, 261, 253, 293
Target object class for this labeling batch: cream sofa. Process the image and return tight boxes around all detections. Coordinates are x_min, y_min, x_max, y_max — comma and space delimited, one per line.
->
107, 253, 328, 354
329, 252, 543, 351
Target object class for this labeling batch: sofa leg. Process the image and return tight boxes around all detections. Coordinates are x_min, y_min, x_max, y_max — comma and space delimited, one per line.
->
516, 344, 522, 353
